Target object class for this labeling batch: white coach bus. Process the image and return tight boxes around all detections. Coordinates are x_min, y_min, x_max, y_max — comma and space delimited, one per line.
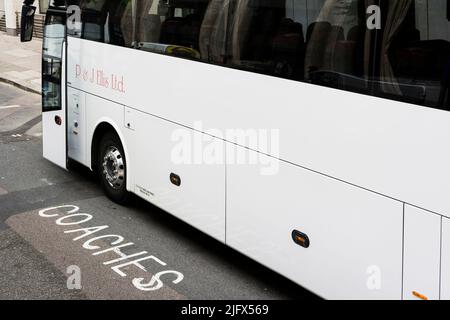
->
20, 0, 450, 300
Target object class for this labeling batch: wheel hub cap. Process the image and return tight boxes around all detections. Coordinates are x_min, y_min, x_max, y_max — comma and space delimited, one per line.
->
102, 146, 125, 189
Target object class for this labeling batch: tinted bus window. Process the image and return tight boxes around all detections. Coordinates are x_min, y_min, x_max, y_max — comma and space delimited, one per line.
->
374, 0, 450, 110
71, 0, 450, 111
43, 10, 66, 111
228, 0, 371, 88
228, 0, 450, 110
78, 0, 107, 42
135, 0, 229, 63
108, 0, 134, 47
135, 0, 373, 88
78, 0, 134, 47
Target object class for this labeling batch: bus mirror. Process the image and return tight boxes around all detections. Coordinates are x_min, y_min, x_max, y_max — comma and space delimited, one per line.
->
20, 5, 36, 42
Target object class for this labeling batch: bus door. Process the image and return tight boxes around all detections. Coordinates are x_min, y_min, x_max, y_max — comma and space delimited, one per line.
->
42, 7, 67, 169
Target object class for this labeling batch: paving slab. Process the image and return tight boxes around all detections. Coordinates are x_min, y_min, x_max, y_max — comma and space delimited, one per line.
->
0, 32, 42, 94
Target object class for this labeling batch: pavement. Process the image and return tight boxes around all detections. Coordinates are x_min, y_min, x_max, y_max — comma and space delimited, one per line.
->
0, 32, 42, 94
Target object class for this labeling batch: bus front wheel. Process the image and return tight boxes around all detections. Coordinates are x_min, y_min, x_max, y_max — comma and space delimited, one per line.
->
97, 131, 131, 205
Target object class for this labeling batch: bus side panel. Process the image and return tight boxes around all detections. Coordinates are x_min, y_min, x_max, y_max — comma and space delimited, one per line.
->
66, 37, 450, 218
226, 145, 403, 300
441, 217, 450, 300
67, 88, 87, 165
402, 206, 441, 300
123, 107, 226, 243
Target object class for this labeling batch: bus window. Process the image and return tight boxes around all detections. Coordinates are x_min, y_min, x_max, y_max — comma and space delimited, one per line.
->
228, 0, 303, 79
304, 0, 369, 92
78, 0, 134, 47
135, 0, 228, 62
42, 10, 65, 111
227, 0, 371, 87
198, 0, 232, 64
374, 0, 450, 109
108, 0, 134, 47
79, 0, 107, 42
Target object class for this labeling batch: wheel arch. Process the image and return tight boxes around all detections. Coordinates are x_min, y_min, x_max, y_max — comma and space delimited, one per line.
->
90, 120, 130, 188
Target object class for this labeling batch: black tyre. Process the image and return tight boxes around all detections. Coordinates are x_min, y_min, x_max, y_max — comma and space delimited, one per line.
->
97, 131, 130, 205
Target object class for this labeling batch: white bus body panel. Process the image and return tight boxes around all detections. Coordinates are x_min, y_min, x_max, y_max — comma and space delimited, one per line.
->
69, 87, 227, 243
65, 38, 450, 299
440, 217, 450, 300
67, 88, 87, 164
226, 147, 403, 300
42, 110, 67, 169
403, 206, 441, 300
124, 107, 226, 243
67, 38, 450, 218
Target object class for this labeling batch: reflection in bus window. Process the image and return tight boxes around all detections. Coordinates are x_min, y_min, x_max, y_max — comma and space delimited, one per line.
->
135, 0, 229, 62
304, 0, 369, 92
228, 0, 371, 88
229, 0, 305, 79
78, 0, 133, 47
376, 0, 450, 109
43, 12, 65, 111
108, 0, 133, 47
228, 0, 450, 110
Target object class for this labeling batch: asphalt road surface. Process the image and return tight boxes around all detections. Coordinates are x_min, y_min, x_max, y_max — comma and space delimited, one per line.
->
0, 82, 318, 300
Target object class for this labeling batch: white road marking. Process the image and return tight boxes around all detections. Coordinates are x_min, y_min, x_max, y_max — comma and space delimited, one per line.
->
40, 178, 55, 186
0, 105, 21, 110
37, 205, 185, 293
6, 206, 187, 299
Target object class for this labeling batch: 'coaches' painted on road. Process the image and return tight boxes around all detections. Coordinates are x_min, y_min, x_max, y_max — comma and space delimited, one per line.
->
38, 205, 184, 292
